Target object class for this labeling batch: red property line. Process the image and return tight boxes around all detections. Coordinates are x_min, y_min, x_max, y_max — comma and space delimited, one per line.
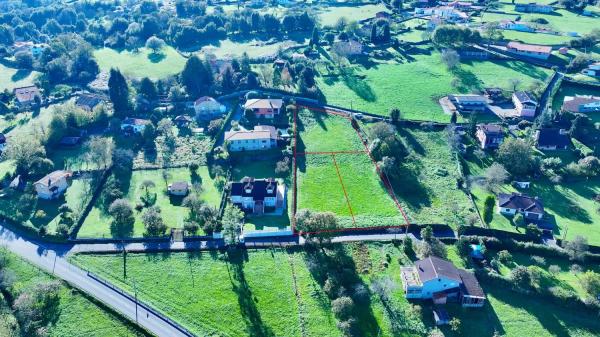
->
296, 105, 352, 119
354, 127, 411, 228
292, 105, 298, 232
297, 150, 366, 156
331, 154, 356, 225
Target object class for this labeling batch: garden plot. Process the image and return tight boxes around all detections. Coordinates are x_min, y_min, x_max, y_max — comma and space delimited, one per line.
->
77, 166, 221, 238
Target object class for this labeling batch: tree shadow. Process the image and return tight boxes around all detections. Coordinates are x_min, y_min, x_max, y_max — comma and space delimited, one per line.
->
342, 71, 376, 102
147, 52, 166, 63
397, 127, 426, 156
226, 249, 275, 337
110, 220, 134, 238
11, 69, 32, 82
530, 183, 592, 224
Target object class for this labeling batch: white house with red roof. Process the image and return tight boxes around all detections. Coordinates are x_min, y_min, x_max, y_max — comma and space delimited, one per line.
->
194, 96, 226, 120
243, 99, 283, 119
224, 125, 278, 152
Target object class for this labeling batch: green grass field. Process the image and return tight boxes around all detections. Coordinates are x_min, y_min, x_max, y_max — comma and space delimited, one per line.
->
392, 128, 477, 227
296, 109, 364, 153
198, 37, 307, 59
316, 4, 388, 27
78, 166, 221, 238
94, 47, 187, 79
0, 249, 148, 337
318, 53, 551, 122
501, 30, 572, 45
0, 63, 40, 91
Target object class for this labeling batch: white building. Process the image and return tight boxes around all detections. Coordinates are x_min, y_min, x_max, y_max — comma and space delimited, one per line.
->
34, 171, 72, 199
229, 177, 285, 214
224, 125, 278, 152
512, 91, 538, 117
194, 96, 226, 120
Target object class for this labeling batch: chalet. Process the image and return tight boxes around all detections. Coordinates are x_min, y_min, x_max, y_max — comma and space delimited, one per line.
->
535, 128, 571, 150
400, 256, 485, 308
448, 94, 488, 113
75, 94, 103, 112
13, 85, 42, 108
497, 192, 544, 220
512, 91, 538, 117
174, 115, 193, 127
582, 62, 600, 77
224, 125, 278, 152
515, 2, 553, 13
168, 181, 190, 196
121, 118, 151, 134
476, 124, 504, 149
562, 95, 600, 113
244, 98, 283, 119
194, 96, 226, 120
34, 170, 72, 199
229, 177, 285, 215
499, 20, 535, 32
506, 42, 552, 60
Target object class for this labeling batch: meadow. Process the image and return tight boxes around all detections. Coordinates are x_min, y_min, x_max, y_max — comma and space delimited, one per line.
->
0, 249, 148, 337
70, 243, 600, 337
317, 52, 551, 122
0, 63, 40, 91
392, 127, 477, 227
77, 166, 221, 238
501, 30, 572, 45
198, 37, 307, 59
94, 47, 187, 79
316, 4, 388, 27
296, 109, 364, 153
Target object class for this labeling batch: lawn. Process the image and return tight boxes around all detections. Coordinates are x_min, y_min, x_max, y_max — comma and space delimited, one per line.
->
5, 105, 54, 138
94, 47, 187, 79
501, 30, 572, 45
551, 81, 600, 122
0, 248, 148, 337
296, 109, 364, 153
518, 9, 600, 35
316, 4, 388, 27
77, 166, 221, 238
198, 37, 307, 59
391, 127, 477, 227
70, 249, 339, 337
0, 63, 40, 91
318, 52, 551, 122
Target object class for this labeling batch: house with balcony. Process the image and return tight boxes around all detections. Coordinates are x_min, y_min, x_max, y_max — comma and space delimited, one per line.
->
476, 124, 504, 149
34, 170, 72, 199
512, 91, 538, 117
229, 177, 286, 215
244, 98, 283, 119
400, 256, 485, 308
224, 125, 278, 152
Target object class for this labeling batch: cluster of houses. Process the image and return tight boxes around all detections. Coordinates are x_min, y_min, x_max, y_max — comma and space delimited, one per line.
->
445, 89, 539, 118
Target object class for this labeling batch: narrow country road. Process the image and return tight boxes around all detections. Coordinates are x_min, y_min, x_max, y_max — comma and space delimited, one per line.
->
0, 224, 192, 337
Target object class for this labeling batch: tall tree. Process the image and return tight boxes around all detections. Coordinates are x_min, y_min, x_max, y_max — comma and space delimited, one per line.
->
222, 204, 244, 245
108, 68, 131, 117
139, 77, 157, 100
181, 56, 213, 98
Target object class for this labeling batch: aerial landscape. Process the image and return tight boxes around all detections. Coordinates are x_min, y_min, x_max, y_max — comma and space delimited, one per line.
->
0, 0, 600, 336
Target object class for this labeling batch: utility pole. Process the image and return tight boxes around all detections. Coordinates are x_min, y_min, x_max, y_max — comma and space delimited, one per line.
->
132, 279, 139, 324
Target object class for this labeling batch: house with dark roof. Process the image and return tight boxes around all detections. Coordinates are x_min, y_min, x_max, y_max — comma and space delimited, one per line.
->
512, 91, 538, 117
13, 85, 42, 108
229, 177, 286, 215
476, 124, 504, 149
498, 192, 544, 220
168, 181, 190, 196
562, 95, 600, 113
75, 93, 104, 112
535, 128, 571, 150
400, 256, 485, 307
174, 115, 193, 128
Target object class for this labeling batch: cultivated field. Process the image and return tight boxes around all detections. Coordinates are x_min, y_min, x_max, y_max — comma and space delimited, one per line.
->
318, 53, 551, 122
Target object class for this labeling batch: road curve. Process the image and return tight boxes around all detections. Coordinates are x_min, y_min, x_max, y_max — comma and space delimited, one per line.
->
0, 224, 192, 337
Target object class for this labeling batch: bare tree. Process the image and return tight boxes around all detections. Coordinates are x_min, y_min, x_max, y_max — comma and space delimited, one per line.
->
483, 163, 509, 192
441, 49, 460, 70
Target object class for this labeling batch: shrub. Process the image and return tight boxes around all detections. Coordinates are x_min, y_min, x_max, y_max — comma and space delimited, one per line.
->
510, 266, 532, 290
497, 250, 513, 264
530, 255, 546, 266
331, 296, 354, 320
483, 195, 495, 224
548, 264, 561, 276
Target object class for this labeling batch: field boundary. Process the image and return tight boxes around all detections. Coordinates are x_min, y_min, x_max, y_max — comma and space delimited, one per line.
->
292, 105, 411, 234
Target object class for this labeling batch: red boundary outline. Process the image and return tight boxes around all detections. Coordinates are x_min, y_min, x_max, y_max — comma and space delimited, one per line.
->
331, 154, 356, 224
292, 105, 411, 235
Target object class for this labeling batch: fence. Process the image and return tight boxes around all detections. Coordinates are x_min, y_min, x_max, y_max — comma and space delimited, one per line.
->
86, 271, 195, 337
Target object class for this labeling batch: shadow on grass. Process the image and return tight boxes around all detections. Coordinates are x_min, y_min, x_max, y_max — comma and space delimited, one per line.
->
531, 183, 592, 224
147, 52, 166, 63
397, 127, 426, 156
226, 249, 275, 337
11, 69, 32, 82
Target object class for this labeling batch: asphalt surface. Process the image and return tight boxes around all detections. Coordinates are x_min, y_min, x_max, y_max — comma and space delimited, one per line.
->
0, 224, 191, 337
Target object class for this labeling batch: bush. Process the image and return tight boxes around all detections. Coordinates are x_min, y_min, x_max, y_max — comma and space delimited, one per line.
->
510, 266, 532, 290
331, 296, 354, 320
497, 250, 513, 264
483, 195, 495, 224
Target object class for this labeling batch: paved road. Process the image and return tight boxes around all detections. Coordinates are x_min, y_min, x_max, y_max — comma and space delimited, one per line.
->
0, 224, 191, 337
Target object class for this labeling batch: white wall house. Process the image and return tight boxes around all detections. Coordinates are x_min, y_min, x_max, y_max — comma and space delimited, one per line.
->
498, 192, 544, 220
229, 177, 285, 215
34, 171, 72, 199
194, 96, 226, 120
224, 125, 278, 152
512, 91, 538, 117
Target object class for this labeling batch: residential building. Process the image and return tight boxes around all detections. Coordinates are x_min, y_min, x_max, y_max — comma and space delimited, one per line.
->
497, 192, 544, 220
13, 85, 42, 108
506, 41, 552, 60
243, 98, 284, 119
562, 95, 600, 113
34, 170, 72, 199
535, 128, 571, 150
515, 2, 553, 13
400, 256, 485, 307
415, 7, 468, 22
168, 181, 190, 196
448, 94, 489, 113
499, 20, 535, 32
332, 40, 364, 56
582, 62, 600, 77
375, 11, 391, 19
12, 41, 48, 57
75, 93, 103, 112
476, 124, 504, 149
121, 118, 151, 134
194, 96, 227, 120
512, 91, 538, 117
229, 177, 286, 214
224, 125, 278, 152
446, 1, 475, 10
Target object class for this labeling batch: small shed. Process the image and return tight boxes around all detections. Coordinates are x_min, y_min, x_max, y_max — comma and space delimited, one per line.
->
168, 181, 190, 196
433, 308, 451, 326
514, 181, 530, 189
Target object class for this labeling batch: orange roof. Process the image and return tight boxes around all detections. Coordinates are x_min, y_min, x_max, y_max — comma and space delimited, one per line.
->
507, 41, 551, 54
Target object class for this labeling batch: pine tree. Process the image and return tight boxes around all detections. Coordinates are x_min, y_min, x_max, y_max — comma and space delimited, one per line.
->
181, 56, 213, 98
108, 68, 131, 117
221, 66, 236, 93
139, 77, 157, 100
310, 27, 319, 46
